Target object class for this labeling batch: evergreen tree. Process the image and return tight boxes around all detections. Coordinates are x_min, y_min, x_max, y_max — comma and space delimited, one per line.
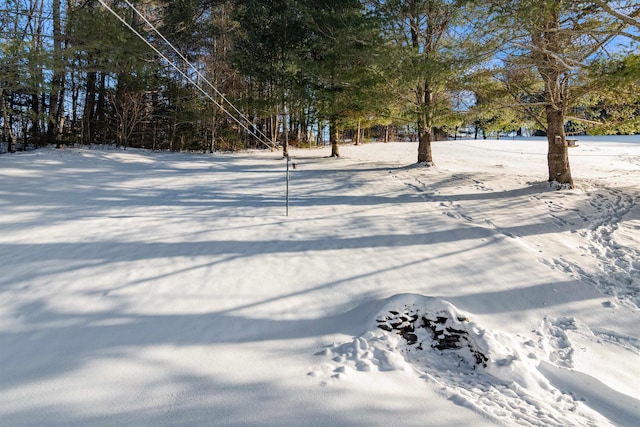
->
232, 0, 309, 156
586, 0, 640, 37
487, 0, 624, 187
303, 0, 386, 157
369, 0, 482, 165
583, 54, 640, 135
66, 0, 151, 145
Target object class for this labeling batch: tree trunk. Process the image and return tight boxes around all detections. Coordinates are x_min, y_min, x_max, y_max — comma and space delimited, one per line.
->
417, 83, 434, 165
48, 0, 63, 144
83, 71, 96, 145
95, 73, 107, 143
546, 106, 573, 187
417, 125, 433, 164
317, 121, 323, 146
31, 93, 41, 145
282, 103, 289, 158
28, 0, 45, 147
330, 117, 340, 157
271, 113, 279, 152
530, 0, 574, 188
2, 93, 17, 153
71, 66, 79, 131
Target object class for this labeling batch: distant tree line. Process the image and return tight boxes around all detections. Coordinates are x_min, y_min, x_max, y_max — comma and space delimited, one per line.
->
1, 0, 639, 186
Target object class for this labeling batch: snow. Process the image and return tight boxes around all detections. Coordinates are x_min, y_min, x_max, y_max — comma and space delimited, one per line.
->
1, 136, 639, 426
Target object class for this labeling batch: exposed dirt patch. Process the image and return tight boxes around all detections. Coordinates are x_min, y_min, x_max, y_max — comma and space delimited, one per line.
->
377, 308, 488, 368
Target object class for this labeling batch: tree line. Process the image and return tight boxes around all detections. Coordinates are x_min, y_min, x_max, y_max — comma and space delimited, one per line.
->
1, 0, 639, 186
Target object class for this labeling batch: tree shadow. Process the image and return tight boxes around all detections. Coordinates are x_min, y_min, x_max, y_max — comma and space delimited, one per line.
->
2, 145, 639, 425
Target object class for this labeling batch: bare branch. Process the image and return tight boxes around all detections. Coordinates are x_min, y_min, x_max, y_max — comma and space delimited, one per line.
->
587, 0, 640, 31
512, 41, 583, 70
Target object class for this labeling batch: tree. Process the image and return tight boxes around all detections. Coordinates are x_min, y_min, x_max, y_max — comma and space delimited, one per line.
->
47, 0, 64, 144
489, 0, 624, 187
202, 0, 246, 152
466, 74, 526, 139
66, 0, 155, 146
586, 0, 640, 39
582, 54, 640, 134
303, 0, 387, 157
108, 89, 147, 149
0, 0, 50, 151
233, 0, 309, 156
0, 0, 23, 152
370, 0, 480, 165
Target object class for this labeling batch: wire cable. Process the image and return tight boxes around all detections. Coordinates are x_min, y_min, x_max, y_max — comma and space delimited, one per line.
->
96, 0, 274, 149
120, 0, 273, 147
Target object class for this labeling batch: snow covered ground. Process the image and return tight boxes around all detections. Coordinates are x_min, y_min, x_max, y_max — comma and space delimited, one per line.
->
1, 136, 639, 426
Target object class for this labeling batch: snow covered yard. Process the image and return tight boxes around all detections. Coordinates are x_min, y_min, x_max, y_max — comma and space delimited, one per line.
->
1, 137, 639, 426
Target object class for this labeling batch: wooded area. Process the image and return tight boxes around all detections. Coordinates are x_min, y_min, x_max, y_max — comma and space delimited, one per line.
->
1, 0, 639, 186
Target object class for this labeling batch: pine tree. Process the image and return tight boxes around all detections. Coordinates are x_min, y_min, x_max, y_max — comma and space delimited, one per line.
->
370, 0, 479, 165
303, 0, 385, 157
232, 0, 309, 156
488, 0, 624, 187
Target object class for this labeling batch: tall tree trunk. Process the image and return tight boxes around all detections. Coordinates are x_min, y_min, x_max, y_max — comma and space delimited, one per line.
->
28, 0, 45, 147
317, 120, 323, 146
541, 72, 573, 186
48, 0, 64, 144
330, 116, 340, 157
531, 0, 574, 188
209, 117, 216, 153
417, 83, 434, 165
282, 102, 289, 158
2, 92, 17, 153
71, 65, 79, 131
546, 106, 573, 186
31, 92, 41, 144
270, 112, 279, 152
83, 71, 96, 144
95, 73, 107, 143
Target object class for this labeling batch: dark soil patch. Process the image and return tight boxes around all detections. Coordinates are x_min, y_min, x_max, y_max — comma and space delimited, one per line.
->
377, 307, 488, 368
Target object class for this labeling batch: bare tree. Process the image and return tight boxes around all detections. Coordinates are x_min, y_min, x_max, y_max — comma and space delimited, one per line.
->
108, 90, 148, 149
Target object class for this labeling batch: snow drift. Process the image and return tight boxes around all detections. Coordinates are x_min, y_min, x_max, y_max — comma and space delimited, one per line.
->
1, 137, 639, 426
